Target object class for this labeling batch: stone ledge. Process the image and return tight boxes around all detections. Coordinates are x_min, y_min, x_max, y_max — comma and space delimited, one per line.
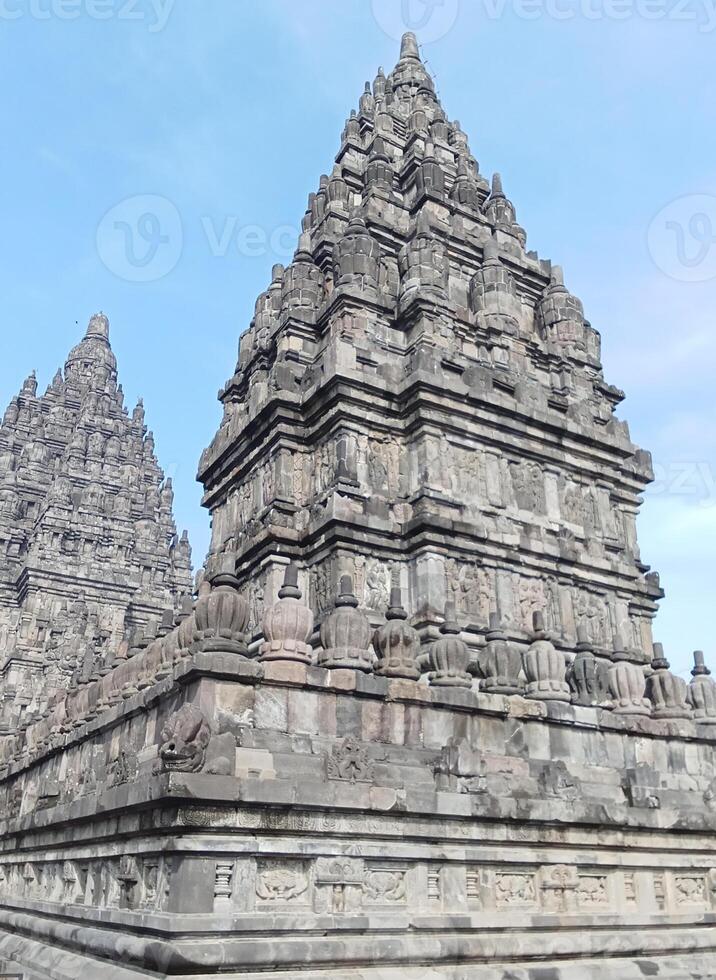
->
1, 912, 715, 976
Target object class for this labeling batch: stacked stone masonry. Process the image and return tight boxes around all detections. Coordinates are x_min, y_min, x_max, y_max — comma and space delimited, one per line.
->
0, 32, 714, 980
0, 315, 193, 736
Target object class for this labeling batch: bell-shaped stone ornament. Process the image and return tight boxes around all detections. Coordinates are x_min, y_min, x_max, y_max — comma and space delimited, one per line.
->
647, 643, 693, 721
688, 651, 716, 724
193, 570, 250, 658
260, 565, 314, 665
373, 588, 421, 680
522, 612, 570, 702
568, 626, 611, 707
317, 576, 374, 672
420, 604, 472, 689
608, 634, 651, 716
480, 611, 523, 695
332, 213, 381, 293
415, 142, 445, 201
398, 210, 449, 304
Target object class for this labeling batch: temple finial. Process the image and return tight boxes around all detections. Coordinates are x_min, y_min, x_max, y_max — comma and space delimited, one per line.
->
491, 172, 505, 199
400, 32, 421, 62
86, 312, 110, 341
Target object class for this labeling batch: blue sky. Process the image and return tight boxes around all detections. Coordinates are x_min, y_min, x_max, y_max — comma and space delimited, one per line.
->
1, 0, 714, 676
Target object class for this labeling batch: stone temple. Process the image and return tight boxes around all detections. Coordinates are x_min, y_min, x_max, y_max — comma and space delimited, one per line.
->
1, 33, 715, 980
0, 314, 193, 734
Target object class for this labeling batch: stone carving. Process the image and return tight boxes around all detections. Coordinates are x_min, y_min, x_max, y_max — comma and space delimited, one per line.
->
688, 651, 716, 724
363, 868, 407, 904
327, 737, 375, 783
364, 559, 392, 612
577, 875, 608, 906
419, 604, 471, 689
674, 875, 706, 906
479, 611, 523, 695
260, 564, 314, 664
609, 635, 651, 716
159, 704, 211, 773
567, 626, 611, 707
646, 643, 692, 721
539, 761, 578, 802
523, 612, 570, 702
495, 873, 537, 907
314, 858, 364, 914
116, 855, 140, 910
256, 862, 308, 903
447, 561, 491, 623
107, 748, 138, 788
540, 865, 578, 913
372, 588, 421, 680
317, 576, 373, 672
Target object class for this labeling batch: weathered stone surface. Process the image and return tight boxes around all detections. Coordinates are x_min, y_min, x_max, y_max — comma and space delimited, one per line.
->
0, 30, 714, 980
0, 314, 193, 735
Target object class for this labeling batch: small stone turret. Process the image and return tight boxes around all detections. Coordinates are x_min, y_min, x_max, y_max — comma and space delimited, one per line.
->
318, 576, 373, 672
419, 604, 471, 688
333, 214, 381, 293
398, 210, 449, 306
483, 173, 526, 246
450, 156, 479, 211
281, 233, 324, 316
537, 266, 595, 361
365, 136, 394, 198
523, 612, 570, 702
480, 612, 523, 695
469, 239, 522, 335
261, 565, 314, 665
415, 142, 445, 201
373, 588, 421, 680
647, 643, 693, 721
688, 651, 716, 724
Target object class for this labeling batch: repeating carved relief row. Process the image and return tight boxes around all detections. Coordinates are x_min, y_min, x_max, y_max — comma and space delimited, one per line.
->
0, 855, 170, 912
209, 435, 638, 563
208, 856, 716, 917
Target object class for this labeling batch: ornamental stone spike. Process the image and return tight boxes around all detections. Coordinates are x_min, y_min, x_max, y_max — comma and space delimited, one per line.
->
419, 602, 472, 688
688, 651, 716, 724
317, 575, 373, 672
647, 642, 693, 721
260, 564, 314, 665
373, 587, 421, 681
522, 610, 570, 703
609, 633, 651, 716
568, 624, 611, 707
480, 610, 523, 695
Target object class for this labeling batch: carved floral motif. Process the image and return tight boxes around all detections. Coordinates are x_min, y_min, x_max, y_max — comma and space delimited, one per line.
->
256, 863, 308, 903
